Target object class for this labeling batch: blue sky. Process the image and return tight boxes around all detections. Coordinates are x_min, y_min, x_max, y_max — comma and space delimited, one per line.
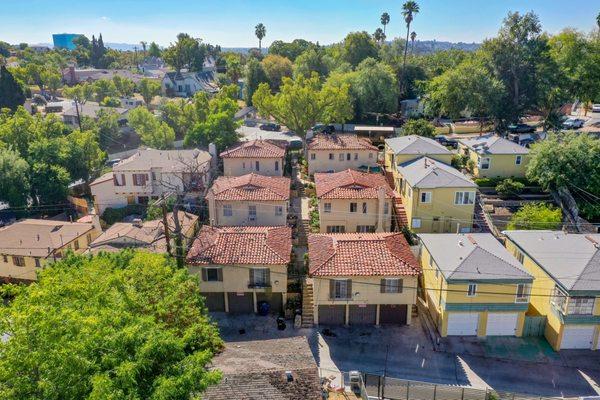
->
1, 0, 598, 47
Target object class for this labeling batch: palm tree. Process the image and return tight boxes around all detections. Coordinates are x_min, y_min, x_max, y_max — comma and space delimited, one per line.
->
255, 23, 266, 52
381, 12, 390, 35
400, 1, 420, 94
373, 28, 386, 45
597, 12, 600, 29
410, 31, 417, 54
140, 41, 147, 55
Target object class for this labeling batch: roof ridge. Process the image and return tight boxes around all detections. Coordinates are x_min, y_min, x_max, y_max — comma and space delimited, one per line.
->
446, 246, 477, 280
570, 248, 600, 290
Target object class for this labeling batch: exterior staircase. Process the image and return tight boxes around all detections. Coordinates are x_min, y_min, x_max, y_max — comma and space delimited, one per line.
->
393, 196, 408, 230
301, 278, 315, 327
473, 193, 494, 234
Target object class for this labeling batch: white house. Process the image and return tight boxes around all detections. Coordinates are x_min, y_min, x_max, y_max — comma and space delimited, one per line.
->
90, 148, 214, 215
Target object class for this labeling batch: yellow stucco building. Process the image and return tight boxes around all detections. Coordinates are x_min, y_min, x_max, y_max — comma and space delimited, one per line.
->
220, 139, 287, 177
458, 134, 529, 179
419, 233, 533, 337
504, 231, 600, 350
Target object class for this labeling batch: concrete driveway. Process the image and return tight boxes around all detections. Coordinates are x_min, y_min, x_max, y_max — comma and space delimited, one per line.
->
211, 313, 600, 398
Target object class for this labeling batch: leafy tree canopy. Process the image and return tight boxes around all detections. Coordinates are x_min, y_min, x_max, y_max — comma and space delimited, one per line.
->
341, 31, 379, 67
128, 106, 175, 150
268, 39, 317, 61
261, 54, 293, 91
507, 202, 562, 230
401, 118, 435, 137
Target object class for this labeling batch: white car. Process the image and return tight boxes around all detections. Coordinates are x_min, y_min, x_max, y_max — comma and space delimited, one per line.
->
592, 104, 600, 113
563, 118, 584, 129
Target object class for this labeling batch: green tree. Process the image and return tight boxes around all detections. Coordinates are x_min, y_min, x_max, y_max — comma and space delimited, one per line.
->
293, 48, 333, 79
224, 53, 243, 83
268, 39, 316, 61
63, 83, 95, 130
0, 251, 222, 399
0, 41, 10, 58
148, 41, 162, 58
159, 99, 196, 139
496, 178, 525, 199
92, 79, 118, 103
353, 58, 398, 117
163, 33, 207, 72
243, 58, 268, 106
401, 118, 435, 137
252, 73, 353, 145
128, 106, 175, 149
0, 66, 25, 111
342, 31, 379, 67
399, 1, 420, 95
507, 202, 562, 230
66, 129, 107, 184
137, 78, 161, 106
255, 23, 267, 51
30, 162, 70, 205
89, 108, 122, 150
373, 28, 386, 45
112, 75, 136, 97
261, 54, 293, 91
0, 148, 30, 208
381, 12, 390, 35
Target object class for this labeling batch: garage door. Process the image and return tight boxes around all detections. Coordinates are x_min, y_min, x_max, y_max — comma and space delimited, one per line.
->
487, 312, 518, 336
318, 305, 346, 325
447, 312, 479, 336
227, 292, 254, 314
201, 292, 225, 312
349, 305, 377, 325
561, 326, 595, 349
380, 304, 408, 325
256, 292, 283, 314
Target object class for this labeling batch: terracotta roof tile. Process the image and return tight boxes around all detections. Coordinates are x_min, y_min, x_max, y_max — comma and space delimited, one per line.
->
307, 134, 377, 151
308, 232, 420, 277
220, 139, 287, 159
209, 173, 290, 201
314, 169, 395, 199
186, 226, 292, 265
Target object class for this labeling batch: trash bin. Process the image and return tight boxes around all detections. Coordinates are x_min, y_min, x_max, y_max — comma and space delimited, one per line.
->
257, 301, 270, 316
277, 316, 286, 330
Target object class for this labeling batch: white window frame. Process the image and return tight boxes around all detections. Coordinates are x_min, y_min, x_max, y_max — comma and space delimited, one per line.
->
420, 191, 432, 204
467, 283, 477, 297
333, 279, 350, 300
248, 205, 257, 221
567, 297, 595, 315
382, 278, 403, 293
356, 225, 375, 233
252, 268, 270, 287
515, 155, 522, 165
324, 203, 332, 213
480, 157, 491, 170
515, 283, 530, 303
411, 218, 421, 228
223, 204, 233, 217
454, 191, 475, 205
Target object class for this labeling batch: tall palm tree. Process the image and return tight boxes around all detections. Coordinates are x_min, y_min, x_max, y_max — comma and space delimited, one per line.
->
381, 12, 390, 35
597, 11, 600, 29
373, 28, 386, 45
140, 41, 147, 55
255, 23, 266, 52
400, 1, 420, 94
410, 31, 417, 54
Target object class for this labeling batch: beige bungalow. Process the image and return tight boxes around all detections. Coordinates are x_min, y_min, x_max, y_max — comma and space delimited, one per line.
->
220, 139, 287, 177
306, 134, 378, 174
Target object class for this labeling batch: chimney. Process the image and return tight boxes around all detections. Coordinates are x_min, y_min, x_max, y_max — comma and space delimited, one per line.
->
208, 142, 218, 170
376, 186, 386, 233
89, 213, 102, 233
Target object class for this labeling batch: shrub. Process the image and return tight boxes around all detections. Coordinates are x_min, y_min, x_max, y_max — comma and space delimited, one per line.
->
507, 202, 562, 230
495, 179, 525, 199
451, 154, 467, 170
101, 205, 146, 225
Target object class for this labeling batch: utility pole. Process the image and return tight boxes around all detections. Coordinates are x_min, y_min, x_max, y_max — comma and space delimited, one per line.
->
171, 194, 185, 269
161, 195, 172, 256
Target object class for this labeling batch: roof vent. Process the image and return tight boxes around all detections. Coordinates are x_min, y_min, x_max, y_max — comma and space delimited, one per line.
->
132, 219, 143, 228
458, 240, 464, 247
585, 235, 599, 249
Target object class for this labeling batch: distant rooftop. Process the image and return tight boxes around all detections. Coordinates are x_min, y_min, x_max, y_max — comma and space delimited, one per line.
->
458, 134, 529, 155
385, 135, 452, 156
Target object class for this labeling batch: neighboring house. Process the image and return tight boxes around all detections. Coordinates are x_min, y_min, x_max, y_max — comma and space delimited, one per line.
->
207, 173, 290, 227
306, 134, 378, 175
162, 70, 218, 97
234, 106, 258, 121
307, 232, 420, 326
186, 226, 292, 314
395, 157, 477, 233
61, 66, 149, 85
314, 169, 394, 233
203, 337, 321, 400
91, 148, 213, 215
458, 134, 530, 178
419, 233, 533, 337
384, 135, 453, 172
0, 219, 101, 282
504, 231, 600, 350
120, 97, 144, 109
88, 212, 199, 254
62, 102, 129, 128
220, 139, 287, 177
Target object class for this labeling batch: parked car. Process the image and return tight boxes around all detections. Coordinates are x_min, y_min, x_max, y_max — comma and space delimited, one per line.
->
507, 123, 536, 133
434, 135, 458, 148
259, 123, 281, 132
592, 104, 600, 113
311, 124, 335, 134
562, 118, 585, 129
105, 158, 121, 167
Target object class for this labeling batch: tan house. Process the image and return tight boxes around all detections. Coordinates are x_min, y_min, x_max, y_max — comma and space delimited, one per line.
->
307, 232, 420, 326
88, 212, 199, 254
0, 219, 102, 282
91, 148, 213, 215
395, 157, 477, 233
419, 233, 533, 337
314, 169, 394, 233
458, 134, 530, 178
220, 139, 287, 176
384, 135, 453, 171
207, 173, 291, 226
306, 134, 378, 174
186, 226, 292, 314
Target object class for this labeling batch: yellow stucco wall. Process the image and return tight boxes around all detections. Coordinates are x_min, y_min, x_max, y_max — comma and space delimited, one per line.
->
318, 198, 393, 233
223, 157, 284, 177
459, 145, 529, 179
188, 263, 288, 294
312, 275, 418, 306
307, 149, 378, 174
209, 200, 288, 226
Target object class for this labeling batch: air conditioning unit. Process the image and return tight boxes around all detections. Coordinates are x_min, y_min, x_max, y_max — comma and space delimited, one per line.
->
348, 371, 362, 394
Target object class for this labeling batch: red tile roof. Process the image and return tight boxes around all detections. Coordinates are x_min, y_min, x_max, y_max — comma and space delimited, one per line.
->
186, 226, 292, 265
307, 134, 377, 151
314, 169, 395, 199
209, 173, 290, 201
220, 140, 287, 159
308, 233, 420, 277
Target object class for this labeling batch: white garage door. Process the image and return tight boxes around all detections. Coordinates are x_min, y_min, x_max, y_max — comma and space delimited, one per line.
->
447, 313, 479, 336
561, 326, 595, 349
487, 313, 518, 336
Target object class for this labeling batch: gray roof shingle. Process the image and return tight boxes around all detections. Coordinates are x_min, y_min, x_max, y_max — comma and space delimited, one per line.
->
458, 134, 529, 155
397, 157, 476, 189
385, 135, 452, 155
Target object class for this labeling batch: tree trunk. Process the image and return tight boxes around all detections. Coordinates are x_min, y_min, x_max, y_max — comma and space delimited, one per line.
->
75, 100, 83, 131
550, 186, 589, 233
399, 23, 412, 97
171, 195, 185, 268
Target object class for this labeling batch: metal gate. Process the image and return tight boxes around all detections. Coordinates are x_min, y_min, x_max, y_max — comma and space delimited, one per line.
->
349, 305, 377, 325
522, 316, 546, 337
380, 304, 408, 325
227, 292, 254, 314
201, 292, 225, 312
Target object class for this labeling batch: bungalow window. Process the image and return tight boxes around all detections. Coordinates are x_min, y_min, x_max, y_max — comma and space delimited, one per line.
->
515, 283, 530, 303
381, 278, 403, 293
202, 267, 222, 282
248, 205, 257, 221
86, 233, 92, 246
357, 225, 375, 233
567, 297, 595, 315
454, 191, 475, 205
73, 240, 80, 250
255, 161, 260, 171
551, 286, 567, 312
324, 203, 332, 213
132, 173, 148, 186
514, 249, 524, 263
515, 155, 522, 165
467, 283, 477, 297
223, 204, 233, 217
275, 205, 283, 216
12, 256, 25, 267
339, 153, 344, 161
420, 192, 432, 204
114, 173, 126, 186
411, 218, 421, 228
326, 225, 345, 233
34, 258, 41, 268
354, 153, 358, 160
242, 162, 246, 169
310, 153, 316, 160
329, 153, 334, 160
362, 202, 367, 214
346, 153, 351, 161
2, 255, 7, 263
383, 202, 389, 214
350, 202, 357, 213
275, 161, 279, 171
480, 157, 491, 170
250, 268, 270, 288
331, 279, 351, 300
